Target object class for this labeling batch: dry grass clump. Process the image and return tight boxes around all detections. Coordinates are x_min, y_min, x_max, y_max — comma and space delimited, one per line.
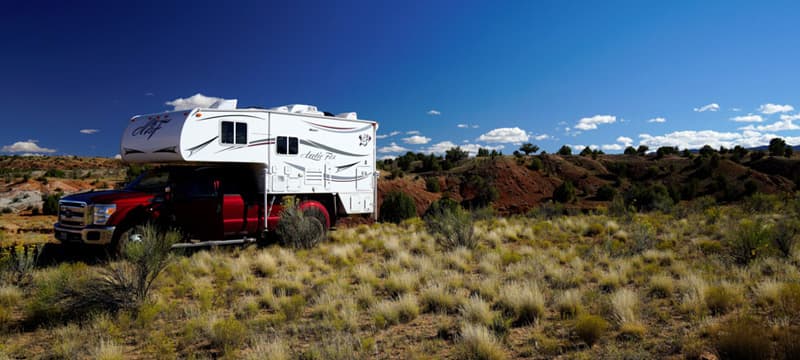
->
384, 270, 420, 296
496, 281, 546, 325
705, 282, 744, 316
372, 294, 419, 328
251, 251, 277, 277
420, 283, 461, 313
457, 323, 507, 360
680, 274, 709, 316
89, 339, 124, 360
352, 263, 380, 286
610, 288, 645, 339
555, 289, 583, 319
0, 285, 22, 306
648, 274, 675, 298
209, 317, 247, 350
460, 295, 495, 327
246, 336, 290, 360
574, 314, 608, 346
753, 279, 783, 306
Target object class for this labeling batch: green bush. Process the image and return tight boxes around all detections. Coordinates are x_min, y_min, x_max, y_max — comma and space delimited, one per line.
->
725, 219, 773, 265
625, 183, 673, 212
596, 184, 617, 201
425, 177, 441, 193
574, 314, 608, 346
553, 181, 576, 203
42, 192, 62, 215
425, 204, 476, 250
379, 191, 417, 224
527, 157, 543, 171
772, 218, 799, 257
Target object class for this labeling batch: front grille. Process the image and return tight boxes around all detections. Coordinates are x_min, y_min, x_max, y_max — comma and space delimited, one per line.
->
59, 200, 88, 228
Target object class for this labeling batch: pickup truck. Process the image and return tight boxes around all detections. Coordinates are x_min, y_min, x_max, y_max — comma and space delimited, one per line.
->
54, 165, 332, 252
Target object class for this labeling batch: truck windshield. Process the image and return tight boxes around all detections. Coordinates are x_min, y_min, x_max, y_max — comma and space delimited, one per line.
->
125, 169, 170, 192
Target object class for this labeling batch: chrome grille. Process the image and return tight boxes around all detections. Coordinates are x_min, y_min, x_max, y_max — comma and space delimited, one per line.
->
59, 200, 88, 228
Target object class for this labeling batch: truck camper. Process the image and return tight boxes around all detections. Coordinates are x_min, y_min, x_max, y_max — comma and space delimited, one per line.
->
54, 100, 378, 250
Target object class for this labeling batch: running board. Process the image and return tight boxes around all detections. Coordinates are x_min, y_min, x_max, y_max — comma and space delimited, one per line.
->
171, 237, 257, 249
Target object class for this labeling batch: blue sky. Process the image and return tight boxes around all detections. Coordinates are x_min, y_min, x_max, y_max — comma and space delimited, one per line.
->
2, 0, 800, 158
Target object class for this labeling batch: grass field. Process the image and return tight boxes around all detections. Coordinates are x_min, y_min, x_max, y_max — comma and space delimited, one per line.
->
1, 197, 800, 359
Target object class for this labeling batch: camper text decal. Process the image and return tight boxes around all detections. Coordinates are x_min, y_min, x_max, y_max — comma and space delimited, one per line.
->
302, 151, 336, 161
132, 116, 171, 140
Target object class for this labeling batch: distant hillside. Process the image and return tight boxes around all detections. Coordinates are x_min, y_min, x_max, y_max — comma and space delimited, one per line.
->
1, 151, 798, 217
378, 150, 798, 216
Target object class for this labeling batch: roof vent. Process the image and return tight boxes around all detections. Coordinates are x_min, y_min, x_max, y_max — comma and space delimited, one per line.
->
336, 112, 358, 120
209, 99, 237, 109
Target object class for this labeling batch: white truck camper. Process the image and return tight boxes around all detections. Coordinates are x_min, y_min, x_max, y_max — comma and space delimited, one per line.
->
121, 100, 379, 223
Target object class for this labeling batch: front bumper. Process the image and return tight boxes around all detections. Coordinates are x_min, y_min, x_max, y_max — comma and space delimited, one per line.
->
54, 223, 116, 245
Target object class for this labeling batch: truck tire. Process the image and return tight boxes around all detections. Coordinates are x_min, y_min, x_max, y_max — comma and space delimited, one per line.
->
108, 222, 147, 257
298, 200, 330, 231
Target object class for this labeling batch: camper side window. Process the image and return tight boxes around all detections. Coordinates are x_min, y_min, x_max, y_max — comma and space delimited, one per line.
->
235, 123, 247, 144
221, 122, 234, 144
220, 121, 248, 145
276, 136, 299, 155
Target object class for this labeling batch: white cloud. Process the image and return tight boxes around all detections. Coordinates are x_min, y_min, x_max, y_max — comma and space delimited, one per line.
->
570, 144, 586, 152
145, 92, 154, 96
378, 142, 409, 153
575, 115, 616, 131
472, 124, 479, 128
79, 129, 99, 134
616, 136, 634, 146
759, 103, 794, 114
1, 139, 56, 154
477, 127, 529, 143
534, 134, 551, 141
113, 154, 122, 159
781, 114, 800, 121
402, 135, 431, 145
639, 129, 800, 150
731, 107, 742, 112
376, 130, 401, 139
457, 124, 468, 128
694, 103, 720, 112
730, 114, 763, 122
376, 134, 389, 139
647, 117, 666, 123
601, 144, 624, 151
739, 119, 800, 132
165, 93, 227, 110
406, 130, 420, 135
427, 109, 441, 116
422, 141, 503, 156
379, 155, 397, 161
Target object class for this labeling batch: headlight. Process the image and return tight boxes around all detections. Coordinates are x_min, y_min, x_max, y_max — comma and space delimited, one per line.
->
93, 204, 117, 225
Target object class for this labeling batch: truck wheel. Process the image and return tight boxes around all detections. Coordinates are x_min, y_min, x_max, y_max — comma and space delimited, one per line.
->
298, 201, 330, 231
109, 223, 146, 257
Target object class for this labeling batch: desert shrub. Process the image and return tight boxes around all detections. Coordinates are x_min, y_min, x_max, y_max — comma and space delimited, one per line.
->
460, 295, 495, 327
0, 244, 42, 286
715, 316, 771, 360
527, 157, 543, 171
210, 317, 247, 350
420, 284, 460, 313
596, 184, 617, 201
553, 181, 576, 203
648, 275, 674, 298
742, 192, 780, 213
555, 289, 583, 319
44, 168, 66, 178
54, 225, 179, 317
772, 218, 799, 257
457, 324, 507, 360
725, 219, 772, 265
277, 200, 325, 248
574, 314, 608, 346
625, 183, 673, 212
425, 204, 476, 250
425, 177, 441, 193
42, 192, 62, 215
379, 191, 417, 224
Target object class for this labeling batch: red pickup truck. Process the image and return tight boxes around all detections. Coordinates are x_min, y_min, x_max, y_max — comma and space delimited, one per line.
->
53, 165, 332, 252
